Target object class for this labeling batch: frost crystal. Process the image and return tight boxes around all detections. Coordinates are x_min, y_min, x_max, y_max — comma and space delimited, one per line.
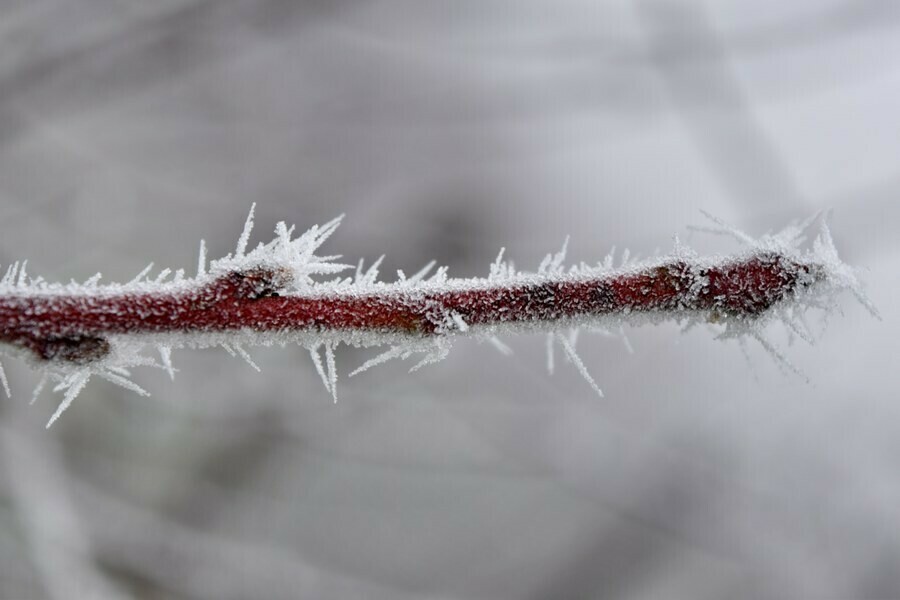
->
0, 208, 876, 426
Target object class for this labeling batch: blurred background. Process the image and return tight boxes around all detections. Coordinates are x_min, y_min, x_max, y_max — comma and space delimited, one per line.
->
0, 1, 897, 598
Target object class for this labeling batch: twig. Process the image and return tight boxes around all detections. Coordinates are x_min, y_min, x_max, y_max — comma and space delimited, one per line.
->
0, 207, 877, 426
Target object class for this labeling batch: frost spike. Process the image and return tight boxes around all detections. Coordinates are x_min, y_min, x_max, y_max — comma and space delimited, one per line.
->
308, 345, 331, 394
233, 344, 260, 372
750, 331, 808, 383
409, 342, 450, 373
30, 373, 48, 405
325, 342, 337, 403
619, 327, 634, 354
408, 260, 437, 284
692, 209, 756, 246
235, 202, 256, 258
16, 261, 28, 287
0, 360, 10, 398
487, 336, 513, 356
128, 263, 155, 285
96, 370, 150, 397
3, 262, 19, 286
557, 333, 604, 398
315, 214, 345, 248
490, 248, 506, 280
152, 269, 171, 284
349, 345, 405, 377
158, 346, 175, 381
46, 372, 91, 428
546, 334, 555, 375
197, 240, 207, 277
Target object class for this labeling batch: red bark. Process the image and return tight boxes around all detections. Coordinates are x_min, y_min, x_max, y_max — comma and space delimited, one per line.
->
0, 253, 811, 364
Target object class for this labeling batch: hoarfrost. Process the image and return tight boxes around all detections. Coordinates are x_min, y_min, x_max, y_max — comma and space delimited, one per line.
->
0, 361, 10, 398
556, 333, 604, 398
46, 372, 90, 428
0, 208, 877, 424
486, 336, 513, 356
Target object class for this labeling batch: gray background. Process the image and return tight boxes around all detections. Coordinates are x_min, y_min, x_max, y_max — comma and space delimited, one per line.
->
0, 1, 897, 598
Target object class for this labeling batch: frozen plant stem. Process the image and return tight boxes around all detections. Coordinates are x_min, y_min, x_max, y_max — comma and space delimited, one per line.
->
0, 255, 819, 345
0, 207, 878, 427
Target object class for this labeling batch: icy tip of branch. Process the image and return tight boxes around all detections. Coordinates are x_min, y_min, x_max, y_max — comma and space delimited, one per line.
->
0, 209, 877, 426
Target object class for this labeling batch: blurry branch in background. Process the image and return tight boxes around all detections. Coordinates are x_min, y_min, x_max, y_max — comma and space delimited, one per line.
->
0, 207, 876, 427
638, 0, 808, 214
0, 406, 129, 600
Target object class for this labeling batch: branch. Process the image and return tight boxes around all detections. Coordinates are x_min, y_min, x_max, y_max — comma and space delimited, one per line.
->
0, 207, 877, 427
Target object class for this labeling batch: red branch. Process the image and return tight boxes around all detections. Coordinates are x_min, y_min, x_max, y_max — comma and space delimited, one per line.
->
0, 253, 811, 365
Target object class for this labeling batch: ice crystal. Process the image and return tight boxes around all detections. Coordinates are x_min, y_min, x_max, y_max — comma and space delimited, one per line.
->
0, 207, 876, 427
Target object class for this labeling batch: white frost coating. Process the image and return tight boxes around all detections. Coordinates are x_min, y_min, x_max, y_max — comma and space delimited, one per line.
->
0, 209, 877, 425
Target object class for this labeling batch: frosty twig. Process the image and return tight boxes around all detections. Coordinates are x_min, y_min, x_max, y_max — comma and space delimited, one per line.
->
0, 255, 814, 355
0, 206, 877, 427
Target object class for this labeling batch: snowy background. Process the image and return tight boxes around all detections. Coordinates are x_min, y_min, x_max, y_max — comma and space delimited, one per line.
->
0, 1, 897, 598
